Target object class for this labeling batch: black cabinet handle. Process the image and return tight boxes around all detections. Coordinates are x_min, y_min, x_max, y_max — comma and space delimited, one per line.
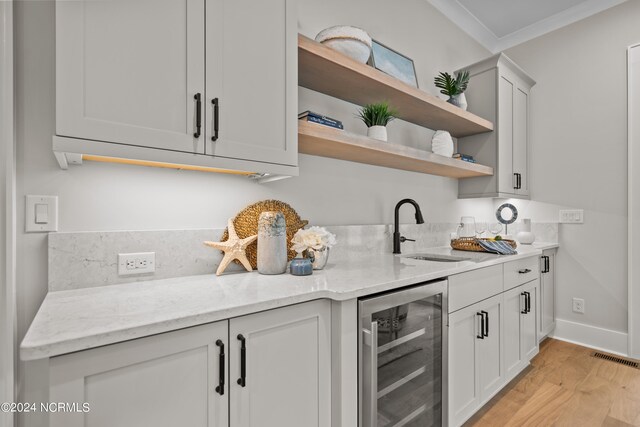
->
514, 173, 518, 190
521, 292, 528, 314
194, 93, 202, 138
212, 98, 219, 141
481, 310, 489, 337
237, 334, 246, 387
513, 173, 522, 190
476, 312, 485, 339
524, 291, 531, 313
544, 256, 550, 273
215, 339, 225, 395
518, 268, 532, 274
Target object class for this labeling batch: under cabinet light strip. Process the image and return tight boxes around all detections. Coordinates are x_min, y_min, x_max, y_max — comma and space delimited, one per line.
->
81, 155, 256, 176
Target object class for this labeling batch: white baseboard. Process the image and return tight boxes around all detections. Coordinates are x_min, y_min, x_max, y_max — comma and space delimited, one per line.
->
551, 318, 628, 356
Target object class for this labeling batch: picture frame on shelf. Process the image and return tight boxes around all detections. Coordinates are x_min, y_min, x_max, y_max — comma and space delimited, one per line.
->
368, 40, 419, 88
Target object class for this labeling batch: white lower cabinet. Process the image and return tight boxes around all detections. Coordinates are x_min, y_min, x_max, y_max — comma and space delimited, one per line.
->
50, 321, 228, 427
448, 256, 542, 427
448, 294, 503, 427
539, 249, 557, 340
229, 300, 331, 427
49, 300, 331, 427
504, 280, 539, 382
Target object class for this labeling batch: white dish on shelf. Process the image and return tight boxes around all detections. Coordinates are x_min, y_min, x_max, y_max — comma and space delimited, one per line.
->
315, 26, 372, 63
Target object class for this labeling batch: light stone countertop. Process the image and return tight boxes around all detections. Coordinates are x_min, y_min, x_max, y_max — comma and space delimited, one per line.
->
21, 242, 558, 361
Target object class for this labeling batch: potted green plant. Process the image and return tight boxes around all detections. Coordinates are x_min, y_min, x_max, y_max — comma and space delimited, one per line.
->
356, 101, 398, 142
434, 70, 470, 110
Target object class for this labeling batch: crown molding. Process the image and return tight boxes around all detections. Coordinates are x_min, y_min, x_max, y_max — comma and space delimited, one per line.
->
428, 0, 628, 53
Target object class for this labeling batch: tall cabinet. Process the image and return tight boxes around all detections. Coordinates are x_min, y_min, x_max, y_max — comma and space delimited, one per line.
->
54, 0, 298, 177
457, 54, 535, 199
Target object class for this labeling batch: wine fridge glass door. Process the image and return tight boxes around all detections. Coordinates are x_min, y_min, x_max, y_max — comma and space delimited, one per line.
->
359, 280, 447, 427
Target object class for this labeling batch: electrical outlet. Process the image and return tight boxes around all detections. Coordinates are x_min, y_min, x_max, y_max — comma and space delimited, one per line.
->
118, 252, 155, 276
572, 297, 585, 314
560, 210, 584, 224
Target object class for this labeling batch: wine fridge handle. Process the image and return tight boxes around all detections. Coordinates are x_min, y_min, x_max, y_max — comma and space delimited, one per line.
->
363, 321, 378, 427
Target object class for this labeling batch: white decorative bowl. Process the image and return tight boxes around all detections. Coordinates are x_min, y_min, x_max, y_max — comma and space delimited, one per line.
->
315, 26, 372, 63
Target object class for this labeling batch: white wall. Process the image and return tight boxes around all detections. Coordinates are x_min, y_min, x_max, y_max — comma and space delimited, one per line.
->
502, 0, 640, 350
14, 0, 494, 413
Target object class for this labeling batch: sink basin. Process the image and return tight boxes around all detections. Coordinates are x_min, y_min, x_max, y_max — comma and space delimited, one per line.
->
403, 254, 470, 262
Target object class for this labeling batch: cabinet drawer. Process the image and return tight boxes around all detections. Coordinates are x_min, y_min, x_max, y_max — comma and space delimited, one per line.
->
504, 256, 539, 291
449, 265, 503, 313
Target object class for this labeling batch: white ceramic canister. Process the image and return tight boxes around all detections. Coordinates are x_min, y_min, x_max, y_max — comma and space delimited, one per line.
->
257, 211, 288, 274
516, 218, 536, 245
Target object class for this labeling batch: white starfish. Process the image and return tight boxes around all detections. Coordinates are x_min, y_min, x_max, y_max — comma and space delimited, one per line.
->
204, 219, 257, 276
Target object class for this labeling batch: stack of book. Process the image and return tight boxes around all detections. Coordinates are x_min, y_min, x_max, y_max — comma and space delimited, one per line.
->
453, 153, 476, 163
298, 111, 344, 130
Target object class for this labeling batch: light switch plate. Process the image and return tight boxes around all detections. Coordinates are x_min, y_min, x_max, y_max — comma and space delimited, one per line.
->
559, 209, 584, 224
25, 195, 58, 232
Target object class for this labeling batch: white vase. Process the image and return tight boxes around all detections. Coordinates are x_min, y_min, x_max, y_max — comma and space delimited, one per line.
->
257, 211, 288, 275
431, 130, 454, 157
448, 93, 468, 110
367, 125, 387, 141
315, 26, 372, 64
516, 218, 536, 245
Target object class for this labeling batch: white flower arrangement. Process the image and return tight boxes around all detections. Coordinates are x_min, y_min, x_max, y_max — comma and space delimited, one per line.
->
291, 226, 337, 254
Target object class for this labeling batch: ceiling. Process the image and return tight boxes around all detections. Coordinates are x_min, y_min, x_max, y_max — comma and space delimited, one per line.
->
427, 0, 628, 53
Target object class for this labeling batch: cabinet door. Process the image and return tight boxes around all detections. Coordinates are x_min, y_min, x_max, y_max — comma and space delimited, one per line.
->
229, 300, 331, 427
49, 321, 228, 427
477, 295, 504, 403
540, 251, 556, 338
521, 280, 539, 361
513, 85, 529, 197
448, 304, 482, 426
205, 0, 297, 166
56, 0, 205, 153
503, 286, 525, 381
497, 74, 515, 194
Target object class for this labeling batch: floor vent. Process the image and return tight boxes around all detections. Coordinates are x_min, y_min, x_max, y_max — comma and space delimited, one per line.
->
591, 351, 640, 369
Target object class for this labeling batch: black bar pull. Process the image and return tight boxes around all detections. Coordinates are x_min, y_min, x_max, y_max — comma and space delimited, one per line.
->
524, 291, 531, 313
215, 339, 225, 395
514, 173, 519, 189
518, 173, 522, 189
481, 310, 489, 337
521, 292, 528, 314
194, 93, 202, 138
545, 256, 550, 273
237, 334, 246, 387
476, 312, 485, 339
212, 98, 219, 141
518, 268, 532, 274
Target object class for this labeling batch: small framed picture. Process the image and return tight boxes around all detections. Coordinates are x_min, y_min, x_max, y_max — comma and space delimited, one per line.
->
369, 40, 419, 88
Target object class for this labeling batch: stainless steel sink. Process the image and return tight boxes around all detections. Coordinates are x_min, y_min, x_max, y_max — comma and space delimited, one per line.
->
403, 254, 470, 262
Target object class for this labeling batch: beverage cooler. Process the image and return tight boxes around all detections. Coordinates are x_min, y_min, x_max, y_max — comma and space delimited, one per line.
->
359, 280, 447, 427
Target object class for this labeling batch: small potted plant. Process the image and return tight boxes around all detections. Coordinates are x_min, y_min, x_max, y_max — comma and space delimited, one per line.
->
434, 70, 470, 110
356, 101, 398, 142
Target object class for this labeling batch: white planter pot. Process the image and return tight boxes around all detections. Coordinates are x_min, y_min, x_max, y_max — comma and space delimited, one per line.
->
448, 93, 468, 110
367, 125, 387, 141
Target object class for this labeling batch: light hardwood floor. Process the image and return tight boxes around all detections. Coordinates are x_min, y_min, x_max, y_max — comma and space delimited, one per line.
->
465, 338, 640, 427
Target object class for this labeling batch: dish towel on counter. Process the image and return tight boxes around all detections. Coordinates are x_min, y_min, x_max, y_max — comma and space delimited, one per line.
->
476, 239, 517, 255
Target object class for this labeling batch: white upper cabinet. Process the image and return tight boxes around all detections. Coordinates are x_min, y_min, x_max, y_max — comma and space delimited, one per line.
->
56, 0, 205, 153
205, 0, 297, 166
54, 0, 298, 177
457, 54, 535, 199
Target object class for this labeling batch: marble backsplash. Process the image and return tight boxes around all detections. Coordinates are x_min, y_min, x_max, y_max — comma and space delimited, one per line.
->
48, 222, 558, 291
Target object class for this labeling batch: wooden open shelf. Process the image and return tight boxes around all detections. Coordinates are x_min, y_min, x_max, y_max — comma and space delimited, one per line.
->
298, 121, 494, 178
298, 34, 494, 138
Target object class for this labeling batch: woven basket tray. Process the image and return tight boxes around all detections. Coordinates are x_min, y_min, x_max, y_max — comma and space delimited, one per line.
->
451, 237, 517, 253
